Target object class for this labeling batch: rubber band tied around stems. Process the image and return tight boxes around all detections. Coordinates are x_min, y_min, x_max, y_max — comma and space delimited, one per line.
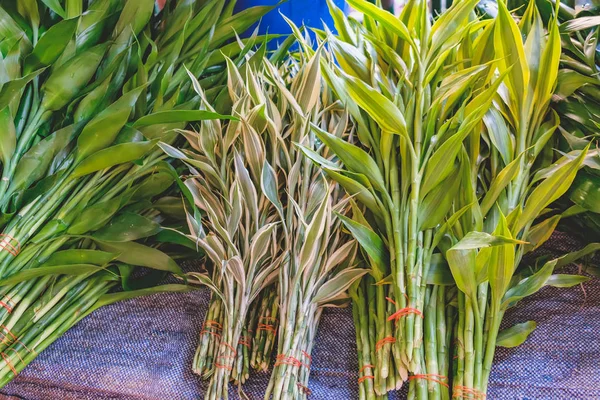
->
274, 354, 302, 368
0, 235, 20, 257
453, 385, 486, 399
1, 352, 16, 376
409, 374, 449, 388
387, 307, 423, 322
0, 295, 13, 313
301, 351, 312, 368
238, 336, 251, 348
257, 323, 277, 333
357, 364, 375, 384
375, 337, 396, 352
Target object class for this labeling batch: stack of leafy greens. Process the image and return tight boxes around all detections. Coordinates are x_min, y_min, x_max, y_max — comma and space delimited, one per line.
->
0, 0, 277, 387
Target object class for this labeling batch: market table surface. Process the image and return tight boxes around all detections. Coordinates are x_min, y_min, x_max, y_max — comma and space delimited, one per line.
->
0, 233, 598, 400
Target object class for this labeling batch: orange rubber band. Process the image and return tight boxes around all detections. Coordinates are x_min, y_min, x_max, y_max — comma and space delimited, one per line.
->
0, 235, 20, 257
214, 362, 232, 371
385, 296, 396, 305
1, 352, 16, 376
200, 330, 221, 339
5, 348, 24, 364
220, 342, 237, 357
387, 307, 423, 322
410, 374, 449, 388
301, 351, 312, 368
358, 364, 374, 374
453, 385, 486, 399
257, 323, 277, 333
375, 336, 396, 352
358, 375, 375, 384
203, 320, 222, 330
238, 337, 251, 348
274, 354, 302, 368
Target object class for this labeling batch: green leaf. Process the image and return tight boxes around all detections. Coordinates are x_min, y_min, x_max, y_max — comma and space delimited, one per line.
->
0, 264, 106, 287
480, 154, 523, 216
419, 166, 461, 230
524, 215, 560, 253
426, 253, 454, 285
501, 260, 555, 308
483, 108, 513, 166
41, 43, 109, 111
488, 213, 516, 306
311, 123, 386, 193
497, 321, 537, 348
73, 141, 156, 178
338, 213, 389, 281
0, 68, 46, 110
24, 18, 78, 74
516, 145, 588, 233
92, 239, 183, 274
546, 274, 590, 288
313, 268, 369, 305
67, 197, 124, 235
133, 110, 236, 128
342, 74, 408, 138
43, 249, 116, 266
76, 86, 145, 162
40, 0, 66, 18
93, 212, 161, 242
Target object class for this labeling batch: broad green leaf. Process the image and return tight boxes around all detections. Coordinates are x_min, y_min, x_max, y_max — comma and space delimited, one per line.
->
524, 215, 560, 253
261, 160, 284, 222
516, 145, 588, 233
67, 197, 123, 235
555, 243, 600, 268
426, 254, 454, 285
483, 108, 513, 166
93, 213, 161, 242
480, 154, 523, 216
501, 260, 555, 308
419, 167, 461, 230
24, 18, 78, 74
133, 110, 235, 128
488, 213, 516, 305
43, 249, 116, 266
546, 274, 590, 288
560, 16, 600, 33
0, 68, 45, 110
76, 86, 145, 162
41, 43, 109, 111
313, 268, 368, 305
311, 123, 386, 192
497, 321, 536, 348
342, 74, 408, 138
338, 213, 389, 280
0, 264, 105, 287
73, 141, 156, 178
92, 239, 183, 274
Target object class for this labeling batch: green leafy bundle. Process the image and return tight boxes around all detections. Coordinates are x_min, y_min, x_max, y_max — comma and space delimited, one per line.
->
0, 0, 274, 386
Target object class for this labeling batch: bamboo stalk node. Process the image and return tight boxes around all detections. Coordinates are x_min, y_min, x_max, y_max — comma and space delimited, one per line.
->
409, 374, 449, 388
452, 385, 486, 399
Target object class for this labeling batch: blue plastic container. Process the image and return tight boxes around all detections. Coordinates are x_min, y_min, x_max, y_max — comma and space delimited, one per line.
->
234, 0, 348, 35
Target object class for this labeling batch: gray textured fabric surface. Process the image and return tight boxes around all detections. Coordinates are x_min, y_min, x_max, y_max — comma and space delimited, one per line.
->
0, 232, 597, 400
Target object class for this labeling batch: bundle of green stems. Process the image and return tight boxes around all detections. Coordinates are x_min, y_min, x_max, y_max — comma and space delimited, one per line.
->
0, 0, 278, 385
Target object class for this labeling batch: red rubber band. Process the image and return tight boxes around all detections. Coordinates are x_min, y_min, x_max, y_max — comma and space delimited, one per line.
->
0, 301, 12, 313
409, 374, 449, 388
203, 320, 222, 330
385, 296, 396, 305
0, 235, 20, 257
358, 364, 374, 374
358, 375, 375, 384
200, 330, 221, 339
214, 362, 233, 371
453, 385, 486, 399
387, 307, 423, 322
238, 337, 251, 348
301, 350, 312, 368
375, 336, 396, 352
1, 352, 16, 376
220, 342, 237, 356
274, 354, 302, 368
257, 323, 277, 333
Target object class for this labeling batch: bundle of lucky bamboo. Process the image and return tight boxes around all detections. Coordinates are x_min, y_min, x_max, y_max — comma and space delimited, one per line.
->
0, 0, 278, 386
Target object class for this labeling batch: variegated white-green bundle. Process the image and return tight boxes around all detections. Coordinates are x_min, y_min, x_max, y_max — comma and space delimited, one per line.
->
257, 41, 364, 400
162, 58, 285, 399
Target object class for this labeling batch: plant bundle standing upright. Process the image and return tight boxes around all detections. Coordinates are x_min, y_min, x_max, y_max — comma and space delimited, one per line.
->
442, 1, 598, 398
311, 0, 502, 397
260, 40, 363, 400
